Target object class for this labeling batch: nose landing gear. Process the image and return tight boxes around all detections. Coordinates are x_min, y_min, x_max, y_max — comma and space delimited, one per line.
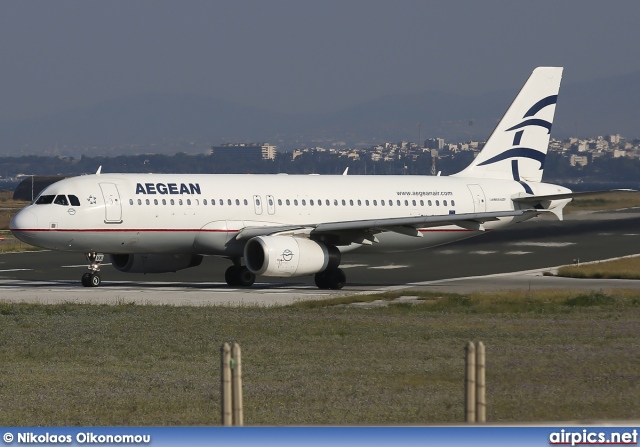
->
81, 252, 104, 287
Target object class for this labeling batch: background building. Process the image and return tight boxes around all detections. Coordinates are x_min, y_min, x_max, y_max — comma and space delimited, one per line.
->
210, 143, 277, 161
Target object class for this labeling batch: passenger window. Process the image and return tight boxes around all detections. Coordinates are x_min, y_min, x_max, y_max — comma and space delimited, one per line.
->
203, 199, 207, 205
452, 200, 456, 206
170, 199, 175, 205
255, 198, 260, 206
294, 199, 298, 206
228, 199, 232, 206
278, 199, 282, 206
397, 200, 401, 206
420, 200, 424, 206
154, 199, 158, 205
373, 200, 377, 206
412, 200, 416, 206
69, 195, 81, 206
179, 199, 183, 205
428, 200, 432, 206
310, 199, 315, 206
342, 200, 346, 206
54, 195, 69, 206
236, 199, 240, 205
286, 199, 290, 206
365, 200, 369, 206
317, 200, 321, 206
268, 198, 273, 206
358, 200, 362, 206
404, 200, 409, 206
334, 199, 338, 206
146, 199, 150, 205
389, 200, 393, 206
444, 200, 448, 206
381, 200, 385, 206
302, 199, 306, 206
349, 200, 354, 206
219, 199, 223, 205
326, 199, 330, 206
186, 199, 191, 205
162, 199, 167, 205
436, 200, 440, 206
129, 199, 133, 205
138, 199, 142, 205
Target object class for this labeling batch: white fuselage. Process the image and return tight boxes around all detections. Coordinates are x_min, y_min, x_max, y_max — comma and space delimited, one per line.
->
11, 173, 570, 257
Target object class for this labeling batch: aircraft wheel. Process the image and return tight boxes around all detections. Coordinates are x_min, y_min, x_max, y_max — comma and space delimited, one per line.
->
326, 268, 346, 290
238, 266, 256, 287
90, 273, 101, 287
314, 271, 330, 289
81, 273, 92, 287
225, 266, 241, 287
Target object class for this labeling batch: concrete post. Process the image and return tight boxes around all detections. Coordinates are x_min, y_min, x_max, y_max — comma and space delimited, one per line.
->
476, 341, 486, 423
465, 341, 476, 423
221, 343, 232, 426
232, 342, 244, 426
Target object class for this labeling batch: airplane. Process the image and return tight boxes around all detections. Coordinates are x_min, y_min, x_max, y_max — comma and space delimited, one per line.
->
11, 66, 589, 290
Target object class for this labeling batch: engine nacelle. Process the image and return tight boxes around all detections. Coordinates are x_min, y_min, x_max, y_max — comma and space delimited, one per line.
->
110, 254, 203, 273
244, 236, 340, 277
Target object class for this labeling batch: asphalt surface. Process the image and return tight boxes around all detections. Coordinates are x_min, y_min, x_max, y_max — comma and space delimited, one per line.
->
1, 210, 640, 305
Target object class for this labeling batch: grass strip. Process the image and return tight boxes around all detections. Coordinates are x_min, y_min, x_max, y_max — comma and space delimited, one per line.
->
0, 291, 639, 426
557, 256, 640, 279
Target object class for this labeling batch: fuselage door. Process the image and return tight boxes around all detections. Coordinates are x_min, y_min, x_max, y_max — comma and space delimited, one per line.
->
467, 184, 486, 213
266, 195, 276, 215
253, 195, 263, 215
99, 183, 123, 223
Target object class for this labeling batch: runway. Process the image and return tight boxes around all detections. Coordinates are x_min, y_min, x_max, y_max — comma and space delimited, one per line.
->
1, 210, 640, 306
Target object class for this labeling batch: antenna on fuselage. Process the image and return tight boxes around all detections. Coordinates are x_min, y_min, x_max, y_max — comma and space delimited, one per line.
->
96, 166, 102, 175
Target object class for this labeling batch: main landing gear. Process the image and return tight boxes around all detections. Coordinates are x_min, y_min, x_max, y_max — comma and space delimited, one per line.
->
81, 252, 104, 287
314, 268, 346, 290
225, 260, 256, 287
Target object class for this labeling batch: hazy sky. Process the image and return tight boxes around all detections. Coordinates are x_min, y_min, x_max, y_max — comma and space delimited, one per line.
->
1, 0, 639, 121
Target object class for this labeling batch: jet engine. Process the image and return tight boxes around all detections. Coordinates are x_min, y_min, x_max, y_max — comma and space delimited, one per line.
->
110, 254, 203, 273
244, 236, 340, 277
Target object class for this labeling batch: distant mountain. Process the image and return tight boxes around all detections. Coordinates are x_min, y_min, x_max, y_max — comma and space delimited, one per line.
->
0, 71, 638, 156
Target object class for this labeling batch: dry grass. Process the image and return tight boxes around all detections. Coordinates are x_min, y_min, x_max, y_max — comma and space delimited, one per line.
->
565, 190, 640, 212
557, 256, 640, 280
0, 292, 639, 426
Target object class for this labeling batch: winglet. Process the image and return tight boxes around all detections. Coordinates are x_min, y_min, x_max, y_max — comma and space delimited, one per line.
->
96, 166, 102, 175
343, 167, 349, 176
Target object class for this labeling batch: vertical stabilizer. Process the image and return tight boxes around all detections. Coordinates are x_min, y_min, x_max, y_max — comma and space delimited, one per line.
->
453, 67, 563, 183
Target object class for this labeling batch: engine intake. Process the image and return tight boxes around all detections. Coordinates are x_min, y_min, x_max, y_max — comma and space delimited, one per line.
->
110, 254, 203, 273
244, 236, 340, 277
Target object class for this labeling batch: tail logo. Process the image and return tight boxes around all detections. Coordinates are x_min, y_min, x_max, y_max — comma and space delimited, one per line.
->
477, 94, 558, 172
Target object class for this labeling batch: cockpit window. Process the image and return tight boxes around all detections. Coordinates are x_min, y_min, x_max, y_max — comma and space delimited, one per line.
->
69, 195, 80, 206
35, 195, 55, 205
54, 195, 69, 206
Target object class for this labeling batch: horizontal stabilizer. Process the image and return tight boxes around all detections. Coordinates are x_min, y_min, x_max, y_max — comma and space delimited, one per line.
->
512, 189, 636, 204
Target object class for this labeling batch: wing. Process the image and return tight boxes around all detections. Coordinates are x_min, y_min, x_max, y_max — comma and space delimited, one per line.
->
234, 209, 544, 245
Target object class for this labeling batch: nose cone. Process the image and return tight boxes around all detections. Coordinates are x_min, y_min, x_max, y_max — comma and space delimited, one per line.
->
10, 209, 39, 242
